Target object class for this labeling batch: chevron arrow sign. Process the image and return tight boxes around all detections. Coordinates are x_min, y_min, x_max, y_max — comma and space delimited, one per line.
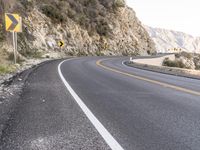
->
58, 41, 64, 48
5, 13, 22, 32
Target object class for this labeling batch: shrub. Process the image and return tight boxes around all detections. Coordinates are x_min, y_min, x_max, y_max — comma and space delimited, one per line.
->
99, 0, 114, 9
8, 53, 25, 64
163, 58, 186, 68
77, 50, 88, 56
194, 57, 200, 70
41, 5, 66, 23
67, 9, 76, 19
113, 0, 126, 8
122, 50, 129, 56
195, 64, 200, 70
180, 51, 193, 59
77, 14, 88, 26
0, 65, 15, 74
95, 50, 104, 56
175, 53, 181, 58
31, 51, 43, 58
96, 18, 110, 36
17, 46, 42, 59
20, 0, 34, 10
0, 25, 5, 42
83, 0, 98, 6
66, 51, 75, 56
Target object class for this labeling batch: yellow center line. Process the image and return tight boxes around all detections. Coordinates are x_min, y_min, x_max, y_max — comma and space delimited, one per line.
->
96, 59, 200, 96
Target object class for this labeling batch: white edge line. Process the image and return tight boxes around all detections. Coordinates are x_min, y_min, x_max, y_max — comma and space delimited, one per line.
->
58, 59, 124, 150
122, 60, 130, 68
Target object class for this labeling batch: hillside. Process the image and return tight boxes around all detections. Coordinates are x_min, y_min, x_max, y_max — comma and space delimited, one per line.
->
0, 0, 155, 63
146, 26, 200, 53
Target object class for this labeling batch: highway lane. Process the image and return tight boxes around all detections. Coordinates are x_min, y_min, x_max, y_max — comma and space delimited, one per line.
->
105, 58, 200, 92
1, 57, 200, 150
60, 57, 200, 150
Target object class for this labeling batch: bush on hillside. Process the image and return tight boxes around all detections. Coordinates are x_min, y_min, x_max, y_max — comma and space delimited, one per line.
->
180, 51, 193, 59
39, 0, 112, 37
96, 18, 110, 36
41, 5, 66, 23
194, 57, 200, 70
113, 0, 126, 8
20, 0, 34, 10
8, 53, 25, 64
0, 25, 5, 42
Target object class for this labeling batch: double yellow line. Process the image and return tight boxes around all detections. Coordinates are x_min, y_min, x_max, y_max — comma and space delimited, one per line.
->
96, 59, 200, 96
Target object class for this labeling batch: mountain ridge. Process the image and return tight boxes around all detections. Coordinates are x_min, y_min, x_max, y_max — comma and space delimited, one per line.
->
145, 26, 200, 53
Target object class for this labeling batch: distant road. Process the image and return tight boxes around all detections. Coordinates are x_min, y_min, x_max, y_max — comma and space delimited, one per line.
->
1, 57, 200, 150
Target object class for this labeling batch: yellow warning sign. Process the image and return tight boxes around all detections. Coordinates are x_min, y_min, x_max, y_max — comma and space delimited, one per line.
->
5, 13, 22, 32
58, 41, 64, 48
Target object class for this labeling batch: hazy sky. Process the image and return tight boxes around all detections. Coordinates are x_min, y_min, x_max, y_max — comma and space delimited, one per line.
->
126, 0, 200, 37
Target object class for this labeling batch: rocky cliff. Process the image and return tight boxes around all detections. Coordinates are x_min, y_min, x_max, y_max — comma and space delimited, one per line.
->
146, 26, 200, 54
0, 0, 155, 59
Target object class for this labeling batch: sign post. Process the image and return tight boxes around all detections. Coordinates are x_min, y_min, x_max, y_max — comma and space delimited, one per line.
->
15, 32, 18, 63
5, 13, 22, 64
12, 31, 16, 64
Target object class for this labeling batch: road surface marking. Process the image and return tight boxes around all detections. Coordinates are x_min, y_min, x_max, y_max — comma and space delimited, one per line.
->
122, 60, 131, 68
58, 59, 124, 150
96, 59, 200, 96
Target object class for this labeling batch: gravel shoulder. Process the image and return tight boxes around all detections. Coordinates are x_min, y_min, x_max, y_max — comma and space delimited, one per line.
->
0, 59, 53, 137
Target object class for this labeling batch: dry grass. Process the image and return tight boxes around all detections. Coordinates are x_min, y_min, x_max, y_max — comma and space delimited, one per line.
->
0, 64, 16, 75
0, 48, 16, 74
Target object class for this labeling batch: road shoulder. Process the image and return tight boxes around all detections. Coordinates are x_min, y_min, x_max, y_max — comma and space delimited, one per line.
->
124, 61, 200, 80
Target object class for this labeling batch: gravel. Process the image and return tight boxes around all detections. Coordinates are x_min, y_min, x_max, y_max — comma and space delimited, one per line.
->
0, 58, 52, 138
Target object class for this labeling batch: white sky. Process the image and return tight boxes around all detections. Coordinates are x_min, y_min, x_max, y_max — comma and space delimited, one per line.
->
126, 0, 200, 37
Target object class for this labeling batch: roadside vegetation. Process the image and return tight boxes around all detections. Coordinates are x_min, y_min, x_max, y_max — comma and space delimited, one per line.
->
163, 58, 186, 68
0, 49, 17, 75
0, 64, 16, 75
163, 52, 200, 70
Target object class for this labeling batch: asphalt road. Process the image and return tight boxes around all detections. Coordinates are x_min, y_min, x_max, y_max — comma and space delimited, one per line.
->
1, 57, 200, 150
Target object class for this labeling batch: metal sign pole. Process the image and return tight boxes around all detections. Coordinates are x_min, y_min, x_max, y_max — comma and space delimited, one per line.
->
15, 32, 18, 58
12, 31, 16, 64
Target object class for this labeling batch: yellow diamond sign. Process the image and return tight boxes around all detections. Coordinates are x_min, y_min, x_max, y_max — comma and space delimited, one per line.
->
5, 13, 22, 32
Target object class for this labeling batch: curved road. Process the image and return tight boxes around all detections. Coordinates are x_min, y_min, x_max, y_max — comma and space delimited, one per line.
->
1, 57, 200, 150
